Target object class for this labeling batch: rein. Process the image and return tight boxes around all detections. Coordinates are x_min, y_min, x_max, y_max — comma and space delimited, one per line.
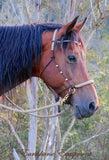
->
40, 29, 94, 104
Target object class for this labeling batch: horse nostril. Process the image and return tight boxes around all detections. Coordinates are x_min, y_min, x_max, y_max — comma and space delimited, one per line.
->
89, 102, 95, 114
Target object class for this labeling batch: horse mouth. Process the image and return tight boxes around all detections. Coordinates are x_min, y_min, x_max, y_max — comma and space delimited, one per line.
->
63, 94, 96, 119
74, 104, 97, 119
64, 96, 83, 119
74, 105, 84, 119
62, 94, 83, 119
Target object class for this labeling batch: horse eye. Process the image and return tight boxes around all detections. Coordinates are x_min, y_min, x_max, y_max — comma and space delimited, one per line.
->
67, 55, 77, 63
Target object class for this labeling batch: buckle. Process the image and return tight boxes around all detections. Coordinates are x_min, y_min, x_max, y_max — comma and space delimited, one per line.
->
61, 88, 76, 105
61, 93, 69, 105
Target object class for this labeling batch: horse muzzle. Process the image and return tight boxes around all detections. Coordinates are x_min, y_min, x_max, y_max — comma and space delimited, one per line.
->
74, 101, 97, 119
64, 92, 98, 119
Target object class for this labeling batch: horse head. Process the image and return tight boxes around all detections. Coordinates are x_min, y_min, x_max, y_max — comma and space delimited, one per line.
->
37, 16, 99, 119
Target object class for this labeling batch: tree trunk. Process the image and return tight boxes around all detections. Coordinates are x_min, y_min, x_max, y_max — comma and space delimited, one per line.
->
33, 0, 41, 22
25, 1, 41, 160
21, 0, 30, 24
26, 78, 38, 160
64, 0, 76, 23
45, 97, 59, 160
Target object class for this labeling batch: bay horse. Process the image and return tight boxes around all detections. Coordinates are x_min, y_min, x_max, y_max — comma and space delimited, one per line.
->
0, 16, 98, 119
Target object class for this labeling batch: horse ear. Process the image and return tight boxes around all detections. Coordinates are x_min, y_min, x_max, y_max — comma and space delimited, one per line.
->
75, 17, 87, 31
57, 16, 79, 38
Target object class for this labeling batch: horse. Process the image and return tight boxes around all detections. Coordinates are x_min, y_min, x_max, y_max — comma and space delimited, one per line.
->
0, 16, 99, 119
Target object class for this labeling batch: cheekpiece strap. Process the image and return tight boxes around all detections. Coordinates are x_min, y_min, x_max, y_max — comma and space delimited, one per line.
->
51, 29, 58, 52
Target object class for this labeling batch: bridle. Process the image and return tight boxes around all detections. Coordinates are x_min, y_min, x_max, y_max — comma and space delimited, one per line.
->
40, 29, 94, 104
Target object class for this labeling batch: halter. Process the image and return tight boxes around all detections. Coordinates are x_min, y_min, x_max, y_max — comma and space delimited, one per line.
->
40, 29, 94, 104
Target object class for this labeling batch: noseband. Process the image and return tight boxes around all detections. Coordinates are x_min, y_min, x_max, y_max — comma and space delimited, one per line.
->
40, 29, 94, 104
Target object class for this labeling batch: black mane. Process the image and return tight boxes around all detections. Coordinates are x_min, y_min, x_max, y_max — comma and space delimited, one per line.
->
0, 23, 62, 94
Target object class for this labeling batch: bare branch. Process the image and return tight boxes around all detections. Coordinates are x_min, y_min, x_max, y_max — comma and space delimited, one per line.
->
96, 0, 103, 18
0, 103, 71, 118
90, 0, 96, 21
13, 148, 20, 160
0, 116, 26, 155
86, 9, 109, 47
0, 102, 60, 113
61, 128, 109, 156
85, 0, 109, 47
60, 117, 76, 151
3, 94, 24, 110
38, 83, 51, 102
